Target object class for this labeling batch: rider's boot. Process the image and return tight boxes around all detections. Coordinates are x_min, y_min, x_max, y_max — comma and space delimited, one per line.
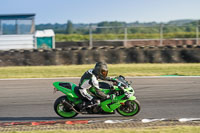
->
82, 98, 100, 109
87, 98, 100, 107
76, 98, 100, 112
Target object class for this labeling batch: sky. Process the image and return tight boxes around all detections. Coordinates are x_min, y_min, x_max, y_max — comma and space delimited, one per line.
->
0, 0, 200, 24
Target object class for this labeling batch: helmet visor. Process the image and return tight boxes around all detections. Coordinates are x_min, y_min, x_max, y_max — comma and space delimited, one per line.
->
101, 70, 108, 78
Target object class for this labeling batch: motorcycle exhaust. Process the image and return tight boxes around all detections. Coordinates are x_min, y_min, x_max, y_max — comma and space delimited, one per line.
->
61, 99, 82, 114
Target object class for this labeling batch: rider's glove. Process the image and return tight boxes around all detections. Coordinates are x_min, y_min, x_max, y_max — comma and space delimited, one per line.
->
106, 77, 117, 82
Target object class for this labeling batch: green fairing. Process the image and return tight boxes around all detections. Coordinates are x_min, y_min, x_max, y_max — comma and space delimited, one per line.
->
90, 87, 111, 95
53, 82, 79, 98
85, 84, 135, 112
127, 86, 135, 93
89, 87, 96, 94
100, 95, 126, 112
113, 86, 120, 90
100, 88, 111, 94
128, 95, 136, 100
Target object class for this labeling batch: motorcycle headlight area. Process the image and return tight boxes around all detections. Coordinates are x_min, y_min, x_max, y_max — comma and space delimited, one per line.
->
125, 92, 133, 98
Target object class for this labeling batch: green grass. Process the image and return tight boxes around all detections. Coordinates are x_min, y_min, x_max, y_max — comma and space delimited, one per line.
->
55, 32, 197, 42
6, 126, 200, 133
0, 63, 200, 79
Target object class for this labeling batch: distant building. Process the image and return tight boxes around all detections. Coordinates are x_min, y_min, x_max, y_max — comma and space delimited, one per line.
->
0, 14, 35, 50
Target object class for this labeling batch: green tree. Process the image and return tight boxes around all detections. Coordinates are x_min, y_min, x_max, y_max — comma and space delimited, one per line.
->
66, 20, 74, 34
96, 21, 125, 34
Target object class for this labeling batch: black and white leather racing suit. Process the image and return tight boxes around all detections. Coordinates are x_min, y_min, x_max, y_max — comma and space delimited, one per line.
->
79, 69, 109, 104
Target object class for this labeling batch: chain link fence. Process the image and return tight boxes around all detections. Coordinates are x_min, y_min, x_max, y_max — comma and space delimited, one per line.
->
88, 21, 200, 47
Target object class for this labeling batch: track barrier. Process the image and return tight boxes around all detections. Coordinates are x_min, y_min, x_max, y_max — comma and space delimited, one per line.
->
1, 118, 200, 127
1, 45, 200, 66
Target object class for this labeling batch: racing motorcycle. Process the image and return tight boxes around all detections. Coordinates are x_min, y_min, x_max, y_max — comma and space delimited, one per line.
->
53, 75, 140, 118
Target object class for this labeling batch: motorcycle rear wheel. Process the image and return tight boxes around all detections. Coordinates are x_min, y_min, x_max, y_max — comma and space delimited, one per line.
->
54, 96, 78, 118
117, 100, 140, 117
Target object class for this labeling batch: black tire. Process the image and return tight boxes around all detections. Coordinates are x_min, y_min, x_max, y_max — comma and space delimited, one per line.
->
54, 96, 78, 118
117, 100, 141, 117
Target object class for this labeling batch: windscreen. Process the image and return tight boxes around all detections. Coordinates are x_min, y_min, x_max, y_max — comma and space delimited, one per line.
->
116, 76, 129, 87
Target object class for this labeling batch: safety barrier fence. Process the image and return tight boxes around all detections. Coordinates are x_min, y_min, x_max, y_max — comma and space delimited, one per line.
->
0, 45, 200, 66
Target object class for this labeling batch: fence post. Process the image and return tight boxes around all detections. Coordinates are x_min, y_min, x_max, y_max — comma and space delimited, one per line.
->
89, 24, 93, 48
16, 20, 19, 34
196, 20, 199, 45
160, 24, 163, 46
31, 17, 35, 34
0, 20, 2, 35
124, 26, 128, 46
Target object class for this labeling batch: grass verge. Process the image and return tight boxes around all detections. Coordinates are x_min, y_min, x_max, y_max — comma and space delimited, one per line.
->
0, 63, 200, 79
6, 126, 200, 133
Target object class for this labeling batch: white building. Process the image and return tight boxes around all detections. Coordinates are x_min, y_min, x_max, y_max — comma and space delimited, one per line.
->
0, 14, 35, 50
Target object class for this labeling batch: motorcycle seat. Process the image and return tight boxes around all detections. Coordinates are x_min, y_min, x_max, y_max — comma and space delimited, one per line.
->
59, 82, 72, 89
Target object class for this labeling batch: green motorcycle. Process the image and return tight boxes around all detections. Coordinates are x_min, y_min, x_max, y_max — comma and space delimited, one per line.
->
53, 75, 140, 118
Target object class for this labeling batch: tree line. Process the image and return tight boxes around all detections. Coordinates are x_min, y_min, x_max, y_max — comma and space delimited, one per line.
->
36, 19, 200, 35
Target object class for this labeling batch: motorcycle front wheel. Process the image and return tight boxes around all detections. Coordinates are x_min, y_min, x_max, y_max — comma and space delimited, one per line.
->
117, 100, 140, 117
54, 96, 78, 118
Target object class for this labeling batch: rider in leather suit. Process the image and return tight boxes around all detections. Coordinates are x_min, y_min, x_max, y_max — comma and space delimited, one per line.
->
79, 62, 113, 107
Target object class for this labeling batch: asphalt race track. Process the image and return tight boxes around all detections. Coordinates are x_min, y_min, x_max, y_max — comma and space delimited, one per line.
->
0, 77, 200, 122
